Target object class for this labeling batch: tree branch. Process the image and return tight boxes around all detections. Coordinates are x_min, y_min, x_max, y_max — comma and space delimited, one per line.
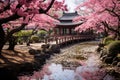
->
6, 23, 27, 38
102, 21, 119, 34
0, 2, 24, 24
0, 24, 5, 39
105, 8, 120, 21
45, 0, 55, 13
0, 0, 10, 14
1, 0, 55, 24
0, 13, 21, 24
111, 0, 116, 11
39, 0, 55, 13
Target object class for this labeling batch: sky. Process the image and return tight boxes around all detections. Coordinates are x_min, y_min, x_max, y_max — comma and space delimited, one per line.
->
57, 0, 84, 12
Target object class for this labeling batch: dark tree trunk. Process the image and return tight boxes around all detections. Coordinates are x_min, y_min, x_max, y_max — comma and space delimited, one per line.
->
7, 36, 17, 50
103, 28, 108, 37
102, 21, 120, 39
26, 27, 37, 46
7, 24, 27, 50
0, 26, 5, 54
116, 33, 120, 40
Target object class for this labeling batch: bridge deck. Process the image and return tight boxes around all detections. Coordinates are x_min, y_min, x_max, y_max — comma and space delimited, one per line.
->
47, 35, 96, 47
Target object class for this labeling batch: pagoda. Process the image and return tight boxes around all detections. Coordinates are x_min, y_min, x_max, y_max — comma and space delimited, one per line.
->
54, 11, 82, 36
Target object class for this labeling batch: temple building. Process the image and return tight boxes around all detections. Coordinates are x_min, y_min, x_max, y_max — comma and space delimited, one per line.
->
54, 11, 82, 36
50, 12, 95, 45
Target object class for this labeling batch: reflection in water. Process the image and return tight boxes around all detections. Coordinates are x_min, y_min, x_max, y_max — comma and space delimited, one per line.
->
42, 63, 75, 80
19, 54, 115, 80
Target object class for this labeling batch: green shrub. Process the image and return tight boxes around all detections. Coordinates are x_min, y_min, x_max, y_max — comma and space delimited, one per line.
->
37, 30, 47, 39
102, 36, 115, 45
107, 41, 120, 56
17, 38, 24, 44
22, 30, 32, 36
14, 30, 33, 43
30, 35, 39, 43
14, 30, 32, 37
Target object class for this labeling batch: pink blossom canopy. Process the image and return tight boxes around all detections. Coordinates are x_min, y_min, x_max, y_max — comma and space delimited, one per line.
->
27, 14, 60, 30
74, 0, 120, 33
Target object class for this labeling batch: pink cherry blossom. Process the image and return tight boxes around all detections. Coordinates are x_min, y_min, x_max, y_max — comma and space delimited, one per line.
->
74, 0, 120, 37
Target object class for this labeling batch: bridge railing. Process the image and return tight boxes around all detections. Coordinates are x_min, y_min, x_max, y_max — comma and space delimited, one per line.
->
47, 35, 96, 45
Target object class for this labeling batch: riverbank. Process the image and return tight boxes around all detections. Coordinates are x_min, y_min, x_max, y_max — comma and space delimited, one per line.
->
19, 41, 115, 80
44, 41, 119, 80
46, 41, 99, 68
19, 41, 120, 80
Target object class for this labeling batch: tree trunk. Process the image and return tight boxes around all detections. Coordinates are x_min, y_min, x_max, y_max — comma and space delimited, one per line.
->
0, 42, 5, 54
26, 37, 30, 46
0, 26, 5, 54
103, 28, 108, 37
26, 27, 37, 46
117, 26, 120, 40
7, 36, 17, 50
6, 24, 27, 50
116, 33, 120, 40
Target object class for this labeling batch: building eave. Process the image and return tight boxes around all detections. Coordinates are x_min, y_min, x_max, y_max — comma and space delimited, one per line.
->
56, 21, 83, 27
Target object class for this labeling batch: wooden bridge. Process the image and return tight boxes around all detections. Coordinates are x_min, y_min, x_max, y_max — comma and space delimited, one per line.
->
47, 35, 96, 47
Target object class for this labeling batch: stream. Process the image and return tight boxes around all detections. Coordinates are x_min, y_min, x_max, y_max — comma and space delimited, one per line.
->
18, 41, 115, 80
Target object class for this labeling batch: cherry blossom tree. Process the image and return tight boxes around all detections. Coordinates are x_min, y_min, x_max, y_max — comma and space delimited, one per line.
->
74, 0, 120, 39
0, 0, 67, 53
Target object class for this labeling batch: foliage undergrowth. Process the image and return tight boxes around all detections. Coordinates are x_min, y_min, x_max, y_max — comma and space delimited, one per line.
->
107, 41, 120, 55
102, 36, 115, 45
30, 35, 39, 43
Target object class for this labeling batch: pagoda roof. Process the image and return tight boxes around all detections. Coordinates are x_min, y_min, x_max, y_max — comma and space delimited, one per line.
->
56, 12, 82, 27
57, 21, 83, 26
59, 12, 79, 20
